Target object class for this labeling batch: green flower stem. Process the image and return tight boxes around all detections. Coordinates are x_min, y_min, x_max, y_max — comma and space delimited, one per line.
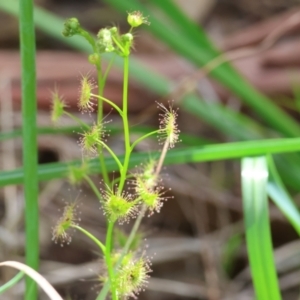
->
72, 225, 106, 254
118, 205, 147, 263
96, 62, 103, 124
99, 142, 123, 171
155, 138, 170, 177
79, 29, 96, 51
130, 130, 159, 152
94, 46, 118, 300
112, 35, 125, 54
99, 205, 147, 300
91, 93, 123, 116
96, 62, 110, 186
64, 111, 90, 129
101, 56, 116, 91
105, 221, 117, 300
118, 55, 131, 193
83, 174, 103, 202
0, 271, 24, 295
19, 0, 39, 298
98, 148, 109, 186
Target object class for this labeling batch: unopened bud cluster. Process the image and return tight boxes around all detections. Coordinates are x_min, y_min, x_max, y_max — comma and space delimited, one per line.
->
62, 11, 148, 58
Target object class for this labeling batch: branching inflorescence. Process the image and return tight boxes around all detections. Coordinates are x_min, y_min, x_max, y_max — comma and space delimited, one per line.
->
51, 11, 179, 299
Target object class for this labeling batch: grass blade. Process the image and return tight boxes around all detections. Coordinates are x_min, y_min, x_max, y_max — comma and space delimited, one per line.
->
1, 137, 300, 186
241, 156, 281, 300
0, 272, 24, 295
267, 155, 300, 235
19, 0, 39, 298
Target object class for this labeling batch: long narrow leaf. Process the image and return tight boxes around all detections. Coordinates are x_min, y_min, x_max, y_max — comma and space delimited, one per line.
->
19, 0, 39, 298
0, 124, 210, 146
241, 156, 281, 300
267, 155, 300, 235
1, 137, 300, 186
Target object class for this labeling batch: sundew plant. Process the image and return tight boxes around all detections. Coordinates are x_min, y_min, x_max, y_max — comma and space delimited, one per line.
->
4, 1, 300, 299
51, 12, 179, 299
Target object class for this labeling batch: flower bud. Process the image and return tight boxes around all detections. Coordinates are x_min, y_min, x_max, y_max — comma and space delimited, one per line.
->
62, 18, 81, 37
109, 26, 118, 36
127, 11, 149, 28
121, 33, 134, 55
97, 28, 115, 53
88, 53, 100, 66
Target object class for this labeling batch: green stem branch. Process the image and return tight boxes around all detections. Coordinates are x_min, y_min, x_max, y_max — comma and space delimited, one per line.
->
105, 221, 117, 300
91, 93, 123, 116
96, 62, 110, 186
155, 138, 170, 177
72, 225, 106, 254
99, 142, 123, 171
20, 0, 39, 298
130, 130, 159, 152
64, 111, 89, 129
83, 174, 103, 202
118, 55, 131, 193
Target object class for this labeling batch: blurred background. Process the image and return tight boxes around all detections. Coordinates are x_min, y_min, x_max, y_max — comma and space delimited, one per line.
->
1, 0, 300, 299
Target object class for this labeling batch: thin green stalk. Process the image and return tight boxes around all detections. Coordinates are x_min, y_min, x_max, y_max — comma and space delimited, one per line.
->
99, 142, 123, 171
79, 29, 96, 51
101, 56, 116, 92
118, 55, 131, 193
155, 138, 170, 178
83, 174, 103, 202
112, 35, 125, 54
91, 93, 123, 116
72, 225, 106, 254
0, 272, 24, 295
19, 0, 39, 299
130, 130, 159, 152
64, 111, 89, 129
97, 142, 109, 186
105, 221, 117, 300
98, 205, 147, 300
117, 205, 147, 262
96, 61, 110, 186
